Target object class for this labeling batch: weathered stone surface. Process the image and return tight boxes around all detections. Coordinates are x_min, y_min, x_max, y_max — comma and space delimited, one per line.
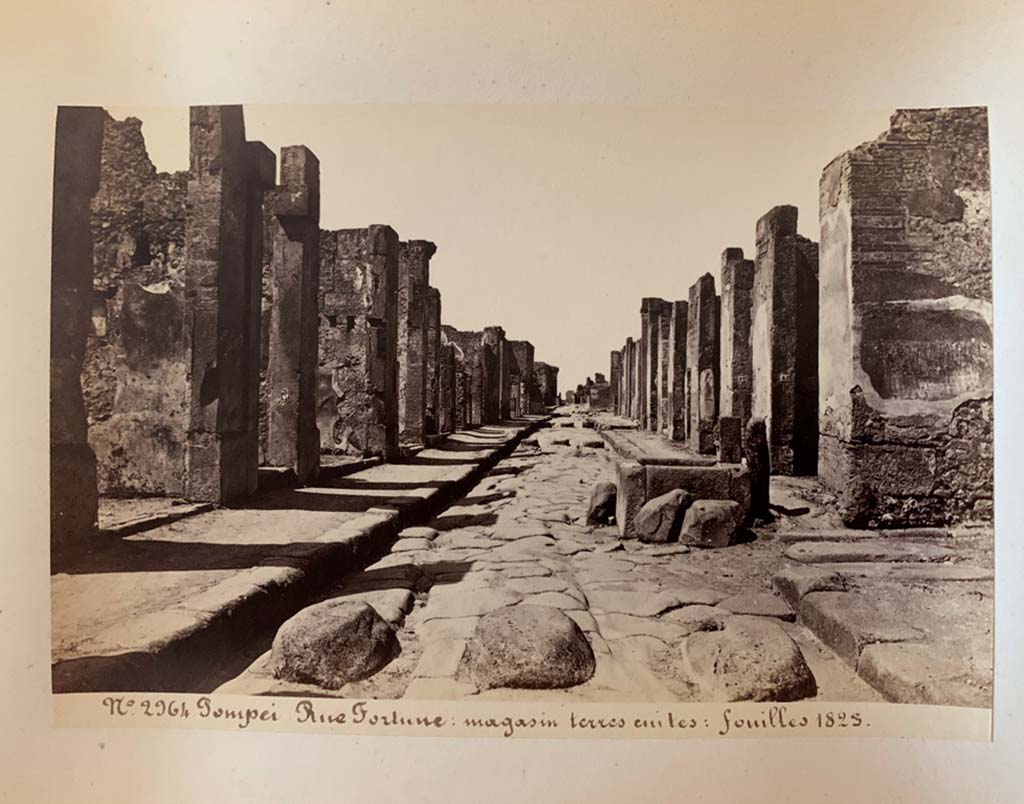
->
798, 591, 925, 667
682, 615, 817, 701
270, 600, 399, 689
679, 499, 742, 548
52, 106, 105, 555
614, 460, 645, 540
783, 540, 956, 564
264, 145, 320, 482
421, 588, 524, 621
666, 301, 688, 440
719, 248, 754, 428
751, 205, 818, 476
685, 274, 720, 454
397, 241, 436, 444
857, 642, 991, 707
634, 489, 692, 544
317, 225, 397, 458
465, 605, 596, 689
586, 590, 683, 617
586, 481, 617, 526
717, 416, 742, 463
719, 592, 794, 621
609, 349, 623, 415
745, 417, 770, 520
533, 362, 559, 409
424, 287, 442, 434
399, 526, 439, 541
818, 107, 991, 527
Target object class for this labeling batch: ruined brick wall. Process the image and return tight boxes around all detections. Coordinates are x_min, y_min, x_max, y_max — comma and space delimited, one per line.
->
317, 225, 399, 459
720, 248, 754, 430
751, 205, 819, 476
685, 275, 720, 454
532, 361, 558, 411
819, 107, 992, 526
52, 107, 105, 553
83, 113, 190, 496
397, 240, 435, 444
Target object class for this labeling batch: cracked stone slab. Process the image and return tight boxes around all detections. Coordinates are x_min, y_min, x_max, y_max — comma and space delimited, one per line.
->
784, 540, 956, 564
799, 591, 926, 666
719, 592, 794, 621
412, 639, 468, 679
399, 526, 440, 541
661, 605, 731, 633
595, 613, 689, 642
392, 538, 435, 553
505, 577, 570, 595
421, 588, 524, 621
857, 641, 992, 707
586, 590, 685, 617
522, 591, 584, 610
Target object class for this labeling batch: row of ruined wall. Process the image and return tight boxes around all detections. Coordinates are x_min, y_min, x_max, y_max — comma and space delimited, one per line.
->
50, 105, 559, 555
604, 107, 992, 528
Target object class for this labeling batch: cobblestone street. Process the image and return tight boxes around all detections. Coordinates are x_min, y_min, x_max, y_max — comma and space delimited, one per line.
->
221, 412, 943, 703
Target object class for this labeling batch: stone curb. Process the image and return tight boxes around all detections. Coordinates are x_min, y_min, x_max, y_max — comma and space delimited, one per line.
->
51, 418, 550, 694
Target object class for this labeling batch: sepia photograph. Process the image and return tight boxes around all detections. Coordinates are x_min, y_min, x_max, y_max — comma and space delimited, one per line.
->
49, 102, 993, 711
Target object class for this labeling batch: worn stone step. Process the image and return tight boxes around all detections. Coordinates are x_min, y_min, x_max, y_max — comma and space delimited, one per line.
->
783, 540, 957, 564
775, 527, 949, 544
773, 562, 993, 608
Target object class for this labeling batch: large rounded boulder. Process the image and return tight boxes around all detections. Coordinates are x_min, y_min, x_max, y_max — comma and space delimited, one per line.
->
270, 599, 399, 689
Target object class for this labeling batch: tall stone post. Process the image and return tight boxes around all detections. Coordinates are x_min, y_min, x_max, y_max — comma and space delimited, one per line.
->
243, 143, 276, 492
818, 107, 992, 526
720, 247, 755, 438
318, 225, 399, 460
438, 340, 457, 434
751, 205, 819, 476
685, 274, 720, 455
184, 106, 262, 502
482, 326, 509, 422
509, 340, 535, 418
425, 287, 442, 435
641, 298, 667, 432
610, 350, 623, 415
264, 145, 321, 483
657, 299, 673, 434
397, 240, 435, 445
630, 338, 641, 420
51, 107, 105, 556
667, 300, 688, 441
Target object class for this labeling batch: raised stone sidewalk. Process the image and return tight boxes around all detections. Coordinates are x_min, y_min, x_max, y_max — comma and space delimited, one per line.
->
51, 419, 547, 693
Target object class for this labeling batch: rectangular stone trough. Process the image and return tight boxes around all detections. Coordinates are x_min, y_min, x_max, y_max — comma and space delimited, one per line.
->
603, 430, 751, 539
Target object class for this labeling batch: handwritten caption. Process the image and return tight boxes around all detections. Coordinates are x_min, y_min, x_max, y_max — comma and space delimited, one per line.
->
99, 696, 871, 738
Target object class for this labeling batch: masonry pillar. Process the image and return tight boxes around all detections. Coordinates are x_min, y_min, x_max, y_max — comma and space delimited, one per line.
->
424, 287, 442, 435
819, 107, 992, 526
482, 326, 508, 422
685, 274, 720, 455
438, 340, 457, 434
51, 107, 105, 556
509, 340, 535, 419
243, 143, 276, 492
667, 300, 688, 441
657, 300, 673, 434
263, 146, 320, 483
318, 225, 399, 460
720, 247, 755, 438
640, 298, 666, 432
751, 205, 819, 476
610, 349, 623, 415
397, 240, 435, 444
630, 338, 641, 420
184, 106, 262, 502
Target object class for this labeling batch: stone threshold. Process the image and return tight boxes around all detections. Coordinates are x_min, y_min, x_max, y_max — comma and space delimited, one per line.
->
51, 418, 549, 694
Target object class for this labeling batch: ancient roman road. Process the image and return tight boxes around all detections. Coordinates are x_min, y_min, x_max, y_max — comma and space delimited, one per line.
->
221, 413, 887, 702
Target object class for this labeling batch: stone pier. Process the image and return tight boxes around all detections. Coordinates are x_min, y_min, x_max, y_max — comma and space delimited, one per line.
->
818, 107, 992, 526
482, 326, 510, 422
438, 340, 457, 434
318, 225, 399, 459
533, 361, 559, 412
751, 205, 819, 476
640, 298, 668, 432
666, 300, 688, 441
51, 106, 105, 555
263, 146, 320, 483
184, 106, 268, 502
656, 300, 673, 434
509, 340, 535, 418
610, 349, 622, 415
685, 274, 720, 455
720, 248, 755, 436
444, 326, 486, 426
627, 338, 640, 420
425, 287, 442, 435
397, 240, 436, 445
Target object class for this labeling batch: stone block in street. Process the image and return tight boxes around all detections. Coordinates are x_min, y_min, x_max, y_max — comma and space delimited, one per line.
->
634, 489, 692, 544
465, 605, 596, 689
679, 499, 742, 548
586, 481, 617, 526
270, 600, 399, 689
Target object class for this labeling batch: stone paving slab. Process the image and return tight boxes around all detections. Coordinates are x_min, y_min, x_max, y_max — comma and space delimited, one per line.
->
51, 419, 546, 693
783, 540, 957, 564
97, 498, 215, 538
